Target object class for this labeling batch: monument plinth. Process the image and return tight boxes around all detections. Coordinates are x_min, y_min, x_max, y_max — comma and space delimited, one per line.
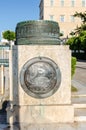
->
7, 20, 74, 125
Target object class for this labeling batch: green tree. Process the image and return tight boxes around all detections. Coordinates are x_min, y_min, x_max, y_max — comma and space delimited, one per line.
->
66, 36, 81, 53
70, 31, 75, 36
74, 24, 86, 35
66, 37, 75, 50
74, 11, 86, 23
67, 11, 86, 53
80, 31, 86, 53
74, 11, 86, 34
3, 30, 15, 44
74, 36, 81, 53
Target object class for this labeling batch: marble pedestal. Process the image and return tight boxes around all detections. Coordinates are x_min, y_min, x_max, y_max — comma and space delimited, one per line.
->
7, 45, 74, 124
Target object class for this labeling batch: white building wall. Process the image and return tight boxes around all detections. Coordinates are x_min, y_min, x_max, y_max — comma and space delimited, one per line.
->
39, 0, 86, 37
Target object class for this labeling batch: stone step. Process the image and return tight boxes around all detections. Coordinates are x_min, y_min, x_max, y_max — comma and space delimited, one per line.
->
74, 116, 86, 121
74, 103, 86, 121
72, 97, 86, 104
72, 94, 86, 97
74, 108, 86, 116
73, 104, 86, 108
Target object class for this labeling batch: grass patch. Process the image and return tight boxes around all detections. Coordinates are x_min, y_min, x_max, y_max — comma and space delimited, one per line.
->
71, 85, 78, 92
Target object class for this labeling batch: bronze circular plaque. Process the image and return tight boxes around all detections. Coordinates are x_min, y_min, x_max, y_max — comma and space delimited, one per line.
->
20, 57, 61, 98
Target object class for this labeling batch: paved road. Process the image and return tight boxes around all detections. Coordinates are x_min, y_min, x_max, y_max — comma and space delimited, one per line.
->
72, 61, 86, 94
73, 61, 86, 86
72, 61, 86, 103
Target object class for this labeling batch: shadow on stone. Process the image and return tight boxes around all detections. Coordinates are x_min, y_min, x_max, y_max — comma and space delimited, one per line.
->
0, 100, 9, 124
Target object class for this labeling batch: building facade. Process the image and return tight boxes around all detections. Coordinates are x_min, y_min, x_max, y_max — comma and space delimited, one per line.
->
39, 0, 86, 38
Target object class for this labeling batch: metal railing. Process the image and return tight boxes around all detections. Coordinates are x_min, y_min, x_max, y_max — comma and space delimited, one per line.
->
0, 59, 9, 67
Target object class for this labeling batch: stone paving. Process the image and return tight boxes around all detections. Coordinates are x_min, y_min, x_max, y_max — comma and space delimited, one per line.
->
0, 122, 86, 130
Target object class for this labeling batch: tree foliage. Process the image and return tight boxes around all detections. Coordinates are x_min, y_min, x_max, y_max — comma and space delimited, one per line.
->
66, 11, 86, 53
74, 11, 86, 24
66, 36, 81, 52
80, 31, 86, 53
3, 30, 15, 42
74, 11, 86, 34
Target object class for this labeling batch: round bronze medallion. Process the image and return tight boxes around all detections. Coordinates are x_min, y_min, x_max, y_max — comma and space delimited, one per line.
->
20, 57, 61, 98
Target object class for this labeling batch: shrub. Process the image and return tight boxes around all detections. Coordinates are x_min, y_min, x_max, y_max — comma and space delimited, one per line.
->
71, 85, 77, 92
71, 57, 77, 92
71, 57, 77, 77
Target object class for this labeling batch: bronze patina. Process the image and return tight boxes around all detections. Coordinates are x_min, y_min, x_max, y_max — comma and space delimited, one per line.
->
20, 57, 61, 98
16, 20, 60, 45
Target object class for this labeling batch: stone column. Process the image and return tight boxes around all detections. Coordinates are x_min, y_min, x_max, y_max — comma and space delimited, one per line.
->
7, 46, 14, 124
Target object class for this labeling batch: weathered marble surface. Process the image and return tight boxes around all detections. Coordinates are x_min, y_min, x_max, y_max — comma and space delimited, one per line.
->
11, 45, 71, 105
8, 45, 74, 124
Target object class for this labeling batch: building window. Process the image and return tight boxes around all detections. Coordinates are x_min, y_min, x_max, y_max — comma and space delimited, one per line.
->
60, 15, 65, 22
50, 0, 54, 6
70, 15, 75, 22
60, 0, 64, 7
71, 0, 75, 7
50, 15, 54, 21
82, 0, 86, 7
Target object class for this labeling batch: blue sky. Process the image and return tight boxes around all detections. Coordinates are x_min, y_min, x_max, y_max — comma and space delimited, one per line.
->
0, 0, 40, 38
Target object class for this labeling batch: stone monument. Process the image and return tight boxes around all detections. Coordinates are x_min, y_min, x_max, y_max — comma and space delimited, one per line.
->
7, 20, 74, 125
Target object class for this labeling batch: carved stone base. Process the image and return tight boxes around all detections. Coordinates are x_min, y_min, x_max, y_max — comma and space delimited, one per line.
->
7, 105, 74, 124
